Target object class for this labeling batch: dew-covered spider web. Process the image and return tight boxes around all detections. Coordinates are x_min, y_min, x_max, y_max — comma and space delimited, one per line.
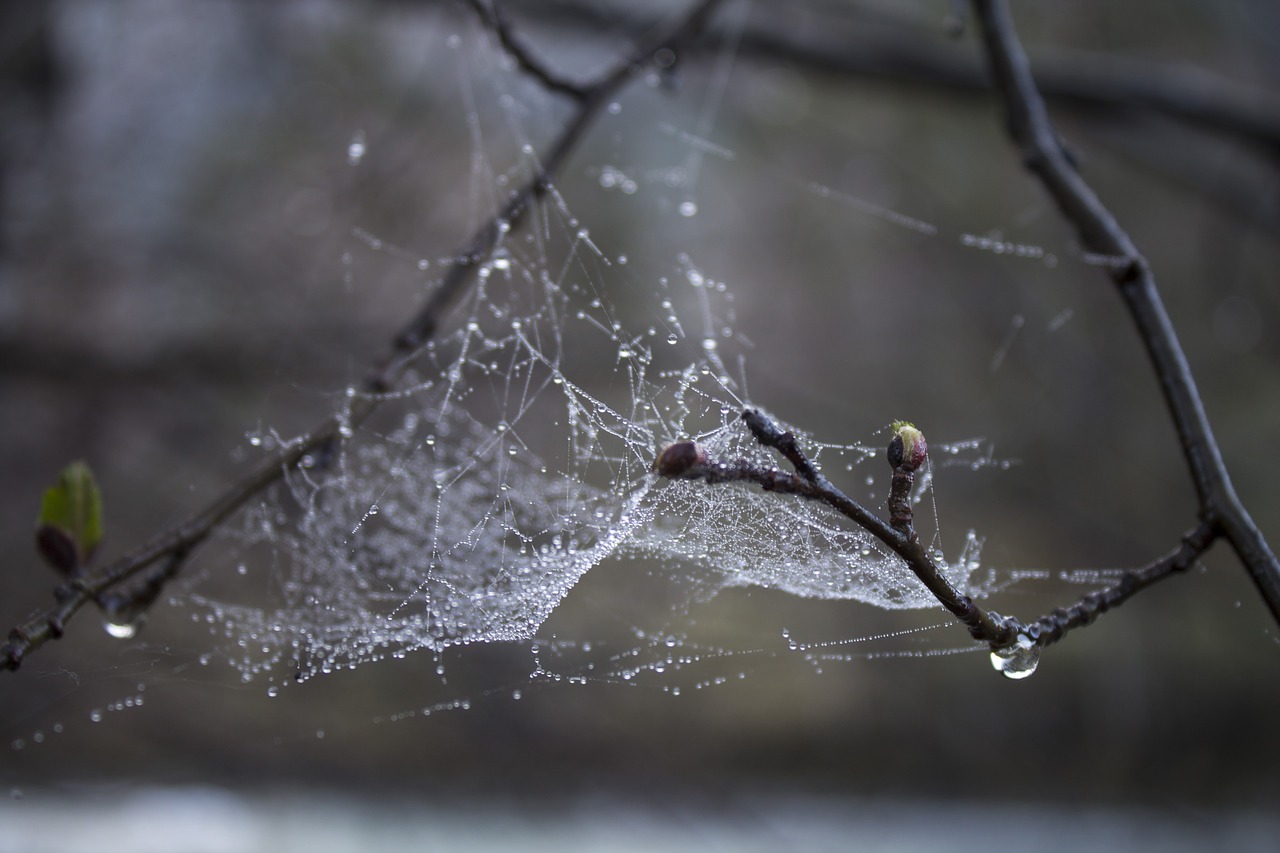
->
156, 1, 1067, 695
208, 235, 1003, 686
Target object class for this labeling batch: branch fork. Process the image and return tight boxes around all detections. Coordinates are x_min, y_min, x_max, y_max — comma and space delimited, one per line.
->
653, 408, 1217, 676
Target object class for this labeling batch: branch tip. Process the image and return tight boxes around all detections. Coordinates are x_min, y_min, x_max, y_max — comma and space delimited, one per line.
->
887, 422, 927, 472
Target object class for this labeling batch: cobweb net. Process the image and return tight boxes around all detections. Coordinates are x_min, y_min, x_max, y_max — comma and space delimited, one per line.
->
166, 1, 1029, 689
213, 236, 988, 683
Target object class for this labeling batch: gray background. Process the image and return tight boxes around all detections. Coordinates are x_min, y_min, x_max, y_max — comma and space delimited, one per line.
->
2, 1, 1278, 846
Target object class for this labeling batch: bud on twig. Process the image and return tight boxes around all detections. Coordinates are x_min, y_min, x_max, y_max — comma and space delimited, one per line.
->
887, 421, 927, 472
653, 440, 708, 479
887, 421, 927, 536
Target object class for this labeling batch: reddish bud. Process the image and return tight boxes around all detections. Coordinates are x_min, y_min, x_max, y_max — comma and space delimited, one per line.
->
887, 422, 927, 471
653, 441, 707, 479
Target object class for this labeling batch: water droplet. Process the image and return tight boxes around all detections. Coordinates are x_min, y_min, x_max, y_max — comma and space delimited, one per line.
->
347, 131, 366, 166
89, 709, 103, 723
666, 333, 678, 345
990, 633, 1040, 680
701, 338, 717, 351
104, 619, 141, 640
679, 201, 698, 217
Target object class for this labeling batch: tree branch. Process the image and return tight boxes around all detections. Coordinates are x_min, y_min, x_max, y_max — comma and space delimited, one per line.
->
972, 0, 1280, 626
523, 0, 1280, 158
464, 0, 590, 101
3, 0, 727, 672
655, 412, 1021, 648
655, 413, 1218, 664
1026, 521, 1215, 648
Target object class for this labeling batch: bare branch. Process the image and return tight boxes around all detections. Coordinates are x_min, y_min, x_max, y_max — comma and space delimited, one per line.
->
972, 0, 1280, 626
658, 414, 1219, 662
1027, 522, 1215, 648
465, 0, 590, 100
3, 0, 727, 672
741, 408, 820, 484
524, 0, 1280, 157
656, 411, 1020, 648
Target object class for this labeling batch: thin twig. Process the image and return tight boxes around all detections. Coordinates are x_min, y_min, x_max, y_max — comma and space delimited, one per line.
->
464, 0, 589, 100
657, 410, 1020, 647
3, 0, 727, 672
972, 0, 1280, 626
741, 408, 820, 483
660, 413, 1219, 655
1027, 521, 1215, 648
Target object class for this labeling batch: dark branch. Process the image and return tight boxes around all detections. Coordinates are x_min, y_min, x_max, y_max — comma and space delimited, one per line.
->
972, 0, 1280, 626
657, 410, 1020, 649
3, 0, 727, 672
659, 413, 1223, 663
523, 0, 1280, 158
741, 408, 820, 483
464, 0, 590, 101
1027, 522, 1215, 648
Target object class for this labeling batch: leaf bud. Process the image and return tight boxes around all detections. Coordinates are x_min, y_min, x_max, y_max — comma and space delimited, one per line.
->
887, 422, 927, 471
653, 441, 707, 479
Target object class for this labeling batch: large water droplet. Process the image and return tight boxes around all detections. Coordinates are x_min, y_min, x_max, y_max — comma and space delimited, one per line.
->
104, 617, 143, 640
990, 633, 1040, 680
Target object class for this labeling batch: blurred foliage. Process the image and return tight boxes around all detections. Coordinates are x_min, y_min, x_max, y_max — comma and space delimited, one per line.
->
34, 460, 102, 574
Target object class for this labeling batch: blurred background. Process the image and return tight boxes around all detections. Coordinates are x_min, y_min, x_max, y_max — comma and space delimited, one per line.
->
2, 1, 1279, 849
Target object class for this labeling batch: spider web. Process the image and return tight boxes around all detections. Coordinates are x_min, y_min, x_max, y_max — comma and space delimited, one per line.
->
208, 231, 994, 684
166, 2, 1015, 689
